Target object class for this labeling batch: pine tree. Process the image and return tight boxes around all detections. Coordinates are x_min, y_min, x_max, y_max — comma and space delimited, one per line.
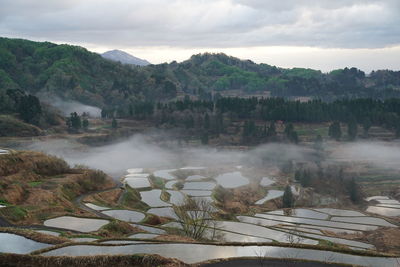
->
282, 185, 294, 208
347, 178, 360, 203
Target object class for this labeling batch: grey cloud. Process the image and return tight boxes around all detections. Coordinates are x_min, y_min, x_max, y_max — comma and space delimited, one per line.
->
0, 0, 399, 49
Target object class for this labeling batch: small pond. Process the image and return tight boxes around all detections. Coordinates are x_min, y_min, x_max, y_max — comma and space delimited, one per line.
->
44, 216, 109, 232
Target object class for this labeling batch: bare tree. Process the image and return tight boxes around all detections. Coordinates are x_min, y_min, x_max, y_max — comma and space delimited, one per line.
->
173, 197, 220, 240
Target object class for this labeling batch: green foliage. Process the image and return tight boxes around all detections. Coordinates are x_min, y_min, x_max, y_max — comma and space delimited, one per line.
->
0, 206, 27, 221
66, 112, 81, 131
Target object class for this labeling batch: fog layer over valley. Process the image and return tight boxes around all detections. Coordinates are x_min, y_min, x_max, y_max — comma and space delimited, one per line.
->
39, 94, 102, 118
23, 132, 400, 177
24, 133, 317, 178
330, 141, 400, 170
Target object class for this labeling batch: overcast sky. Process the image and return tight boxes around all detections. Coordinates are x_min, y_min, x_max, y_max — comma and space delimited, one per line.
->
0, 0, 399, 72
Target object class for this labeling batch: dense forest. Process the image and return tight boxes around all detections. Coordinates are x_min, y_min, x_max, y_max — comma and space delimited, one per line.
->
1, 37, 400, 115
99, 97, 400, 144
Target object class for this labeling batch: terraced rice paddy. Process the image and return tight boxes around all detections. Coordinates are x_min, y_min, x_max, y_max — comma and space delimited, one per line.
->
44, 216, 109, 232
0, 233, 51, 254
101, 209, 145, 223
366, 196, 400, 216
41, 243, 400, 266
215, 172, 249, 188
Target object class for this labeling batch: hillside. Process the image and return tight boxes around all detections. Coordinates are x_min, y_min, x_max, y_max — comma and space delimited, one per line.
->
101, 49, 150, 66
1, 37, 400, 115
0, 151, 115, 225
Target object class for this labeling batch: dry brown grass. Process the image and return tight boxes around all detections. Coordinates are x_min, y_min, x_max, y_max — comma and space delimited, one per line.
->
0, 151, 115, 224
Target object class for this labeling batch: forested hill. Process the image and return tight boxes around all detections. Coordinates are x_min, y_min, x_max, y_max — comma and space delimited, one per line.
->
1, 37, 400, 113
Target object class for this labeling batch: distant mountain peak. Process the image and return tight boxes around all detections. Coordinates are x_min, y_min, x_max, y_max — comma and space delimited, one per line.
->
101, 49, 150, 66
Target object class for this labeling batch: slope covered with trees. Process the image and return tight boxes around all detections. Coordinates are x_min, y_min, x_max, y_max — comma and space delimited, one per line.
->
1, 37, 400, 115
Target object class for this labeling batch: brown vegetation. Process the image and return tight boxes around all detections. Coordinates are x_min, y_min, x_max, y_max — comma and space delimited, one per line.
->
0, 151, 115, 224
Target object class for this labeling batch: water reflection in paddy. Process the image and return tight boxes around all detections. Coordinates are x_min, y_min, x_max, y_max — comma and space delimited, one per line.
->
147, 207, 178, 219
42, 243, 400, 266
130, 224, 167, 234
331, 216, 396, 227
186, 175, 206, 181
0, 233, 51, 254
35, 230, 60, 236
260, 177, 274, 187
239, 214, 378, 231
125, 173, 149, 178
124, 177, 150, 188
102, 210, 145, 223
313, 208, 365, 217
215, 172, 249, 188
181, 190, 213, 197
255, 190, 283, 204
183, 182, 215, 190
366, 206, 400, 217
84, 203, 110, 211
44, 216, 109, 232
127, 168, 143, 173
129, 233, 159, 239
165, 180, 177, 189
140, 190, 171, 207
153, 169, 176, 180
217, 221, 317, 245
166, 190, 186, 205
